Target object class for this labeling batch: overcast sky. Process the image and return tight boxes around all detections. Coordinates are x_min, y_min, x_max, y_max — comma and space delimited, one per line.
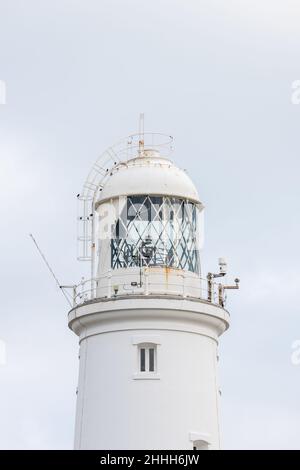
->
1, 0, 300, 450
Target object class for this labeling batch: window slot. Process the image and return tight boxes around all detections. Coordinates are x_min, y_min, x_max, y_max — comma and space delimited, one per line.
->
140, 348, 146, 372
138, 344, 157, 373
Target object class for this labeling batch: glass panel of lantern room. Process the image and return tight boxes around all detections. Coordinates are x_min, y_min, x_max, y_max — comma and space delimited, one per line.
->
127, 195, 151, 246
111, 195, 200, 274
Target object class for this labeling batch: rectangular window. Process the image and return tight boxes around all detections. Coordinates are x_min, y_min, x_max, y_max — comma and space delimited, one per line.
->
139, 344, 157, 373
149, 348, 155, 372
140, 348, 146, 372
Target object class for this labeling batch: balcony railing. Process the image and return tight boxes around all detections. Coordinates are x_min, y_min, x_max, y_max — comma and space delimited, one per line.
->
69, 269, 226, 308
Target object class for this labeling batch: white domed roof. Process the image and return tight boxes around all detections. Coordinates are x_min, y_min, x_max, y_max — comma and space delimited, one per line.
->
96, 149, 201, 205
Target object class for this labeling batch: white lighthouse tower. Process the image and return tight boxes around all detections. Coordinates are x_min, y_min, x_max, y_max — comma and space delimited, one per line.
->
68, 128, 238, 450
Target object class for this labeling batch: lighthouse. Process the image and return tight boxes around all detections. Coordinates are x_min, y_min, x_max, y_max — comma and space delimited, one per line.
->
68, 129, 238, 450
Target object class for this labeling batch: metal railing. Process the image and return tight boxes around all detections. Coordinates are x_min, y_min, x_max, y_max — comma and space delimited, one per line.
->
71, 269, 226, 308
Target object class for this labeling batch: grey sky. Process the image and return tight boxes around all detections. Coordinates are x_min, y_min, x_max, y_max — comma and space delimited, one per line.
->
0, 0, 300, 449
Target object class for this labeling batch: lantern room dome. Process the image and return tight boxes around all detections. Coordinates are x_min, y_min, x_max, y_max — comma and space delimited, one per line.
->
96, 149, 201, 205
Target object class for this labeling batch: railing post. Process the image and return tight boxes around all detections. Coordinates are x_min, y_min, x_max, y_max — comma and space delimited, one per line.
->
207, 273, 213, 302
218, 283, 223, 307
145, 268, 149, 295
73, 285, 77, 307
107, 269, 112, 298
182, 272, 186, 298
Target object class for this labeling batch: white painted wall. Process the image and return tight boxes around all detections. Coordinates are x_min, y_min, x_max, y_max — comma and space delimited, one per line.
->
69, 298, 229, 450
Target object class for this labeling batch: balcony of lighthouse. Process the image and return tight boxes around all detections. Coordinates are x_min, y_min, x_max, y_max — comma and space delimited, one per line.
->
71, 268, 225, 308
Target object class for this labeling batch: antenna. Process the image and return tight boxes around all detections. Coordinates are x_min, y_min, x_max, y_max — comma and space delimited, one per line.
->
138, 112, 144, 155
206, 258, 239, 305
29, 233, 73, 307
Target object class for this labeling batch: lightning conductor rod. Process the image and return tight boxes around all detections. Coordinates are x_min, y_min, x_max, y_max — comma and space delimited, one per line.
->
29, 233, 73, 307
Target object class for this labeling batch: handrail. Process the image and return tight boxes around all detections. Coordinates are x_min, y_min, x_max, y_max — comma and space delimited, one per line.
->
72, 270, 225, 308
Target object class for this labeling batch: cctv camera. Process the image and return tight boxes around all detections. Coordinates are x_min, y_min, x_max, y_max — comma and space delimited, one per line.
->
218, 257, 227, 275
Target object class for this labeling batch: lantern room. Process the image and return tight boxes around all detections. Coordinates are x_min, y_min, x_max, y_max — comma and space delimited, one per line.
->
92, 145, 204, 298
